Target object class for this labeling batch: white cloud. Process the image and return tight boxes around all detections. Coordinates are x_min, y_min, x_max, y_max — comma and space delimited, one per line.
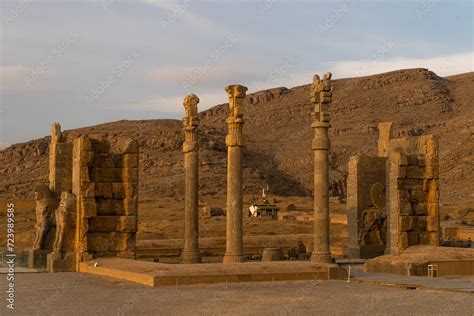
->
141, 0, 232, 37
323, 52, 474, 78
0, 64, 55, 92
0, 65, 30, 92
147, 65, 266, 90
125, 90, 228, 114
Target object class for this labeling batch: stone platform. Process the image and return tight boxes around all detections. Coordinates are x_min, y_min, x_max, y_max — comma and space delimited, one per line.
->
364, 245, 474, 276
79, 258, 347, 287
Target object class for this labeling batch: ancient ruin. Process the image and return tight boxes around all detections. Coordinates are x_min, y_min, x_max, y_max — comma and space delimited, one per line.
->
348, 122, 440, 259
72, 136, 139, 270
29, 123, 139, 272
223, 84, 247, 263
310, 72, 333, 263
181, 93, 202, 264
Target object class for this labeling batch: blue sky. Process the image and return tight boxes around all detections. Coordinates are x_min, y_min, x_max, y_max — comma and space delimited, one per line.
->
1, 0, 473, 147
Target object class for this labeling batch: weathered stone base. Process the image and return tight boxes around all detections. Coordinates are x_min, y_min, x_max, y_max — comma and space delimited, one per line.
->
181, 251, 202, 264
80, 258, 347, 287
28, 250, 49, 269
364, 245, 474, 276
47, 252, 76, 272
223, 254, 245, 263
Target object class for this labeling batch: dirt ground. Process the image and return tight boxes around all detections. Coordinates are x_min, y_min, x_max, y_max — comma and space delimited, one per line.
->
1, 273, 472, 315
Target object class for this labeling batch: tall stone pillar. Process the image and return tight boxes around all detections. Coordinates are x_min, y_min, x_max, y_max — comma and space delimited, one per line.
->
310, 73, 333, 263
181, 94, 202, 264
223, 84, 247, 264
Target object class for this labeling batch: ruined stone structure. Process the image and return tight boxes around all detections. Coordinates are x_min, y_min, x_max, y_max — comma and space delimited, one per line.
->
29, 184, 57, 268
48, 191, 76, 272
32, 184, 56, 251
381, 123, 440, 255
348, 122, 440, 259
347, 157, 387, 259
30, 123, 139, 272
49, 123, 73, 195
310, 72, 333, 263
182, 94, 202, 264
72, 136, 139, 270
223, 84, 247, 264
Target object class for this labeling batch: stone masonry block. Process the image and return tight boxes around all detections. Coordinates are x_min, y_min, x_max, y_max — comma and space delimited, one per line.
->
112, 183, 125, 199
88, 232, 120, 252
81, 182, 95, 198
427, 203, 439, 217
423, 179, 438, 191
413, 202, 427, 215
397, 190, 411, 203
92, 140, 110, 153
429, 232, 439, 246
80, 197, 97, 218
425, 156, 439, 179
427, 216, 439, 232
96, 198, 113, 215
124, 198, 138, 215
414, 216, 427, 230
399, 216, 415, 231
112, 199, 125, 215
389, 152, 407, 166
91, 167, 122, 183
398, 232, 408, 250
418, 231, 429, 244
407, 231, 419, 245
397, 179, 423, 191
417, 156, 426, 166
95, 183, 113, 198
88, 232, 135, 252
406, 166, 425, 179
124, 183, 138, 199
407, 155, 418, 166
122, 168, 138, 182
75, 136, 92, 151
410, 190, 427, 203
399, 202, 413, 216
117, 216, 137, 232
89, 216, 117, 232
80, 167, 91, 183
427, 190, 439, 204
119, 139, 138, 154
80, 151, 95, 167
123, 154, 138, 168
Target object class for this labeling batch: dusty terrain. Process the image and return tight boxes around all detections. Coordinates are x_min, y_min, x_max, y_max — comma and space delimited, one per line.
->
2, 273, 472, 315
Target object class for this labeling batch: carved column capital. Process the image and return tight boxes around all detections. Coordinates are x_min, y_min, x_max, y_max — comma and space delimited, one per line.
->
225, 85, 247, 147
182, 94, 200, 153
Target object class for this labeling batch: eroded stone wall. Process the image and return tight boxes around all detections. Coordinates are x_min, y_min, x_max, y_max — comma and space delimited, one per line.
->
72, 136, 138, 268
347, 156, 387, 259
385, 133, 439, 255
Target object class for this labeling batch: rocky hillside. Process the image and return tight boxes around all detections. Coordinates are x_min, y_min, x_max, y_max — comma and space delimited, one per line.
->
1, 68, 473, 206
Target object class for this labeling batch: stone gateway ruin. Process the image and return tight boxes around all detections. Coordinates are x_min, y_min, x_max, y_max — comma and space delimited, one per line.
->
347, 122, 440, 260
26, 71, 472, 284
29, 124, 139, 272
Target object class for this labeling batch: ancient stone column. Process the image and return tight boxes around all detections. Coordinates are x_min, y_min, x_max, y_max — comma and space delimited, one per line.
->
182, 94, 202, 264
223, 84, 247, 264
310, 73, 333, 263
